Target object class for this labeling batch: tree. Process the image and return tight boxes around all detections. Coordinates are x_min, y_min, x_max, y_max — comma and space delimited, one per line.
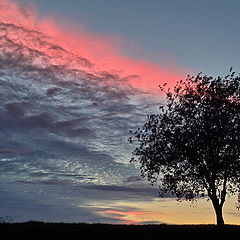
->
129, 69, 240, 226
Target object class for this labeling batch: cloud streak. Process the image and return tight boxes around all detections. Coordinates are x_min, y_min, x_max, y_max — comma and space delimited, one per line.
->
0, 0, 189, 92
0, 0, 190, 223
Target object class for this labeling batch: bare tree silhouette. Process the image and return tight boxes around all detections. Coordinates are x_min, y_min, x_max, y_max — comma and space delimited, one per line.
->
130, 69, 240, 226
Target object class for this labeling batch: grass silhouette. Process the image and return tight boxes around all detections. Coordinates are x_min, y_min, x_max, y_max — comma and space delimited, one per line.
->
1, 222, 240, 238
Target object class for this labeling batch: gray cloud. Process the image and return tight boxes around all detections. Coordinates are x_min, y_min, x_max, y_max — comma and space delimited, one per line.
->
79, 184, 159, 200
0, 20, 159, 223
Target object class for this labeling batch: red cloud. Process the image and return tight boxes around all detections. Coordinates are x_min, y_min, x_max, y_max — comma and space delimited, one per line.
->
102, 209, 168, 224
0, 0, 190, 92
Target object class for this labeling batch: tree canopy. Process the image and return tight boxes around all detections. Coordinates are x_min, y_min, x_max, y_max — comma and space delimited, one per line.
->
130, 69, 240, 225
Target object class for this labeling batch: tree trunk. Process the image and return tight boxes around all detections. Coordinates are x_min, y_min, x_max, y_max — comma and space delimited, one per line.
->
213, 202, 224, 226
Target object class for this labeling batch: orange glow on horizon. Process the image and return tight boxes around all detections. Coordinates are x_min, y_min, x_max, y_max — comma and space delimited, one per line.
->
90, 197, 240, 225
102, 209, 167, 224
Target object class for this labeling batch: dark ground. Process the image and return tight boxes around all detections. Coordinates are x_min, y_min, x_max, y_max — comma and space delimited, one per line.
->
1, 222, 240, 239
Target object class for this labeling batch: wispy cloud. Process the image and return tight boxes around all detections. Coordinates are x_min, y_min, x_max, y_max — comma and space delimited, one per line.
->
0, 0, 189, 91
0, 0, 190, 223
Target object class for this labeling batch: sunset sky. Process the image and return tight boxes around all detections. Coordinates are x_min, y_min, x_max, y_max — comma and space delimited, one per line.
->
1, 0, 240, 224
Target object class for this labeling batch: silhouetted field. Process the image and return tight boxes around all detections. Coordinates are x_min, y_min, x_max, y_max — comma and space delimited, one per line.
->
1, 222, 240, 238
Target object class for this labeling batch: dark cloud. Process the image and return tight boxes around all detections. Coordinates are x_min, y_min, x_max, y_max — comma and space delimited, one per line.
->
5, 102, 32, 117
46, 87, 62, 97
0, 185, 108, 223
79, 184, 159, 199
0, 20, 159, 223
125, 176, 143, 183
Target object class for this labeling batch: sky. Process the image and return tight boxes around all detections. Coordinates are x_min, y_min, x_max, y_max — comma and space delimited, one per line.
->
0, 0, 240, 225
22, 0, 240, 76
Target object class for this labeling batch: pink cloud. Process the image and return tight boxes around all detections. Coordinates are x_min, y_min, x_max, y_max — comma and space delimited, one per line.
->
102, 209, 170, 224
0, 0, 191, 92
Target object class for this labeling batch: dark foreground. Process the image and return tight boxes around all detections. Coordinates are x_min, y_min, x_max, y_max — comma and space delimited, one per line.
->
1, 222, 240, 239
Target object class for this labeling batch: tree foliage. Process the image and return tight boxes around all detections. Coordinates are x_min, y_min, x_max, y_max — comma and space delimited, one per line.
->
130, 69, 240, 225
